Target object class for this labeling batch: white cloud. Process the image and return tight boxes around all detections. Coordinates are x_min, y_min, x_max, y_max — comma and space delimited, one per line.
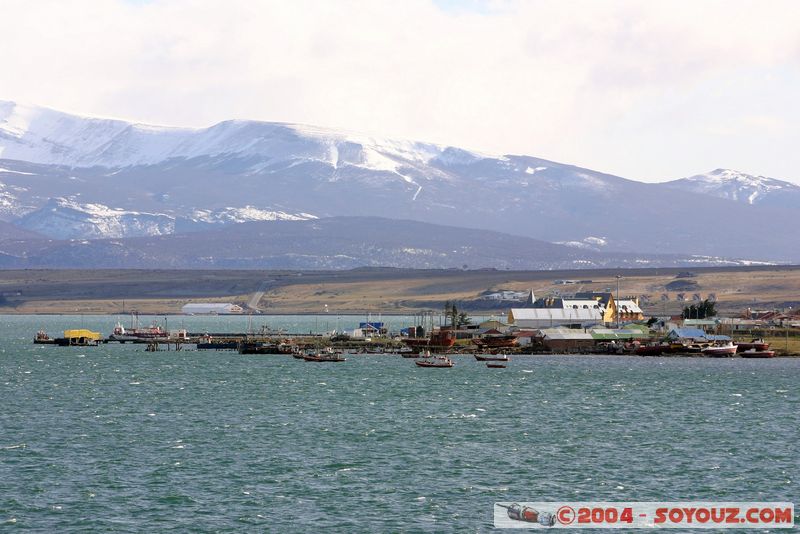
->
1, 0, 798, 183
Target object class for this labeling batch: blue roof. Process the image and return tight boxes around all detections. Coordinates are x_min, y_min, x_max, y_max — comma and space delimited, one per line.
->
706, 335, 731, 341
669, 328, 707, 339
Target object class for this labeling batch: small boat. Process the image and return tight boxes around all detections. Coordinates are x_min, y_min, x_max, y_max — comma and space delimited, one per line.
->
635, 343, 669, 356
472, 334, 518, 349
740, 349, 776, 358
303, 353, 347, 362
303, 347, 346, 362
486, 363, 507, 368
196, 335, 239, 350
736, 339, 770, 352
238, 341, 295, 355
415, 355, 454, 368
474, 354, 510, 362
701, 342, 738, 357
33, 329, 55, 344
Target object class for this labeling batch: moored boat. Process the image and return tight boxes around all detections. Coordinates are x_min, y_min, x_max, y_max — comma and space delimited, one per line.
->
474, 354, 510, 362
109, 316, 168, 343
238, 341, 294, 355
473, 334, 518, 349
303, 352, 347, 362
701, 342, 738, 357
486, 363, 507, 368
401, 330, 456, 351
303, 347, 346, 362
33, 329, 55, 344
739, 349, 776, 358
635, 343, 669, 356
414, 355, 454, 368
736, 339, 770, 352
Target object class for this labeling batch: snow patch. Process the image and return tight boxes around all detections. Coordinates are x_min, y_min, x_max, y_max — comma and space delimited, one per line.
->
191, 206, 316, 224
0, 167, 36, 176
524, 166, 547, 175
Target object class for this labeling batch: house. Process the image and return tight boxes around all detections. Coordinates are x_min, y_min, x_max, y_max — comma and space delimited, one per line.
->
574, 291, 645, 323
666, 328, 708, 341
181, 303, 244, 315
538, 327, 594, 352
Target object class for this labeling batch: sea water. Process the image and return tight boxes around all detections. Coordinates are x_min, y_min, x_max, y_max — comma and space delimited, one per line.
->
0, 315, 797, 531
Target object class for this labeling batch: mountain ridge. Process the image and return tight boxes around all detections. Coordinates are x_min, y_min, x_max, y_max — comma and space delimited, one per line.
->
0, 216, 772, 270
1, 100, 798, 264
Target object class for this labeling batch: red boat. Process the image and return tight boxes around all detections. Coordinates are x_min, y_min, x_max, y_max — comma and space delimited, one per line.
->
736, 339, 770, 352
635, 343, 669, 356
740, 349, 776, 358
415, 355, 453, 368
402, 330, 456, 351
109, 314, 169, 342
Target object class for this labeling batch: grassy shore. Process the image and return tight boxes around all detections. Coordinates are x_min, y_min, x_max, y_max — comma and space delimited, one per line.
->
0, 265, 798, 315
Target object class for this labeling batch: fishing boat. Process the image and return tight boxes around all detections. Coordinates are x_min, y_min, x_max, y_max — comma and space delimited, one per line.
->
701, 341, 738, 357
303, 351, 346, 362
401, 329, 456, 351
472, 334, 518, 349
736, 339, 770, 352
670, 341, 708, 354
486, 363, 507, 368
238, 341, 294, 355
414, 355, 453, 368
474, 354, 510, 362
109, 313, 169, 343
739, 348, 776, 358
196, 334, 239, 350
635, 342, 669, 356
33, 329, 55, 344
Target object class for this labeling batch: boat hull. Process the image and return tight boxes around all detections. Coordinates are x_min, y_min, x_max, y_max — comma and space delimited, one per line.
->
701, 345, 738, 357
740, 350, 776, 358
737, 342, 770, 352
415, 361, 453, 368
474, 355, 510, 362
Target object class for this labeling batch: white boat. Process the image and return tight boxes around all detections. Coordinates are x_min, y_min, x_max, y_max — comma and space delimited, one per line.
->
415, 355, 453, 368
701, 341, 738, 357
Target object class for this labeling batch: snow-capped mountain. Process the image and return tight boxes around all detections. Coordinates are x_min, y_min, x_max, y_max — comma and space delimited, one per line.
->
664, 169, 800, 207
1, 100, 799, 263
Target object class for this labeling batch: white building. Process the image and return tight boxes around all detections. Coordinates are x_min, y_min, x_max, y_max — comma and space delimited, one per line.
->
181, 303, 244, 315
507, 308, 602, 329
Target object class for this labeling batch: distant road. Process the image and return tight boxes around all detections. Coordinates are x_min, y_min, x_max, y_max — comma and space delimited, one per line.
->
247, 279, 275, 312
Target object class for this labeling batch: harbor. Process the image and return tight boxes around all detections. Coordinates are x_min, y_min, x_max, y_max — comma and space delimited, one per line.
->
29, 307, 800, 358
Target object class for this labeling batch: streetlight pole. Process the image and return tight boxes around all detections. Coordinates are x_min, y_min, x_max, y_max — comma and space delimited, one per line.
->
615, 275, 621, 328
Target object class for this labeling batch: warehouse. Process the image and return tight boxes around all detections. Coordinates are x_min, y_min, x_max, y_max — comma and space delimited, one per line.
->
181, 303, 244, 315
507, 307, 602, 329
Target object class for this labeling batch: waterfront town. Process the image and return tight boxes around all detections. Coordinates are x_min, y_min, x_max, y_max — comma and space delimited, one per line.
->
36, 287, 800, 358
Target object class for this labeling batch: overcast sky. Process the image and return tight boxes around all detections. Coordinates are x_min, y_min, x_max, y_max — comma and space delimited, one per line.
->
1, 0, 799, 183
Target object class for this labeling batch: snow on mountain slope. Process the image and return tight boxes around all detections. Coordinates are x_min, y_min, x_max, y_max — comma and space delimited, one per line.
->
14, 196, 319, 239
15, 198, 176, 239
664, 169, 800, 205
190, 206, 317, 224
0, 101, 459, 175
1, 101, 799, 262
